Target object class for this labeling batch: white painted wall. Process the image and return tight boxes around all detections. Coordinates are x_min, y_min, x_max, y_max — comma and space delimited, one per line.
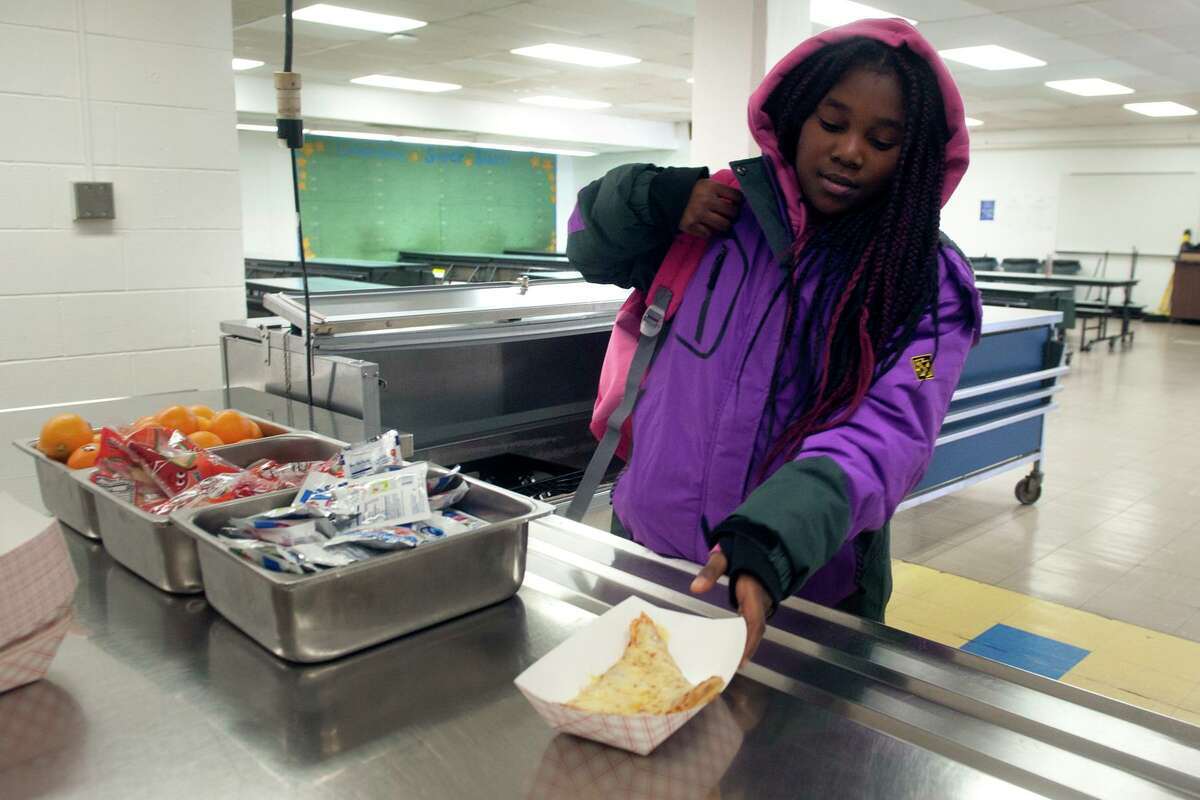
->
942, 126, 1200, 311
0, 1, 243, 411
239, 130, 298, 259
235, 76, 685, 152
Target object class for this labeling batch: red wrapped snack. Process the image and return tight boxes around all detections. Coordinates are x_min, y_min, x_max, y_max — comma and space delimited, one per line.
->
246, 457, 339, 486
91, 427, 168, 510
88, 425, 335, 515
147, 471, 285, 515
123, 427, 240, 498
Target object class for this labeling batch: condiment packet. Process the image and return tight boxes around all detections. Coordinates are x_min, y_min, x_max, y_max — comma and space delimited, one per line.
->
429, 479, 470, 511
340, 430, 403, 479
226, 540, 308, 574
291, 542, 366, 568
308, 463, 430, 530
325, 529, 421, 551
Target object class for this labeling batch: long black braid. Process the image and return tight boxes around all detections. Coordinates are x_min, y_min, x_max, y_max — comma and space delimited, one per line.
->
757, 37, 949, 476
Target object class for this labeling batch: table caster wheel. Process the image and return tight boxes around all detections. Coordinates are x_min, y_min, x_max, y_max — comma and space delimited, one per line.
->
1015, 475, 1043, 505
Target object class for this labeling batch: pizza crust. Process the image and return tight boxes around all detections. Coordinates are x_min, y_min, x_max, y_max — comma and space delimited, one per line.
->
667, 675, 725, 713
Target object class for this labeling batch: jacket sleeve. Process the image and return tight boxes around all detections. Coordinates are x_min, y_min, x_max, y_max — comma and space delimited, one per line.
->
709, 250, 982, 603
566, 163, 708, 293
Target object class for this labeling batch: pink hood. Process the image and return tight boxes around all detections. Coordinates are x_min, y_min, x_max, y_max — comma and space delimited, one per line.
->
748, 18, 970, 237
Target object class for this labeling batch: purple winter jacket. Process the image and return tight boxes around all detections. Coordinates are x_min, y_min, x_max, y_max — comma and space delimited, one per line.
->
568, 20, 981, 615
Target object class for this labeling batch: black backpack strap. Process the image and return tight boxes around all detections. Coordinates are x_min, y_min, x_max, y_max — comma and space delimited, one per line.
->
730, 157, 793, 261
938, 230, 969, 263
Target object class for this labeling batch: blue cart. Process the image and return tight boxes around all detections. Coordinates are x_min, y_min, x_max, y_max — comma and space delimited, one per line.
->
902, 306, 1066, 508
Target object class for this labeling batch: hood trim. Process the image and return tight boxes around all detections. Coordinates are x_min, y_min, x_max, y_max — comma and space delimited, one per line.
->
746, 18, 971, 238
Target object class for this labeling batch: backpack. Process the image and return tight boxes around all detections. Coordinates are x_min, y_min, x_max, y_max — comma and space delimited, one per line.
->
564, 158, 795, 522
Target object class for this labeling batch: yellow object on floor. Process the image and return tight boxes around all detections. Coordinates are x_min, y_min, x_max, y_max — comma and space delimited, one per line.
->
890, 560, 1200, 726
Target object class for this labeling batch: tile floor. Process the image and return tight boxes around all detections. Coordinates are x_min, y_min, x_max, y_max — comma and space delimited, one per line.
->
893, 320, 1200, 641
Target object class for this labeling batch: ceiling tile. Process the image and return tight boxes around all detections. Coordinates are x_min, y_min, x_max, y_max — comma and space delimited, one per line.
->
912, 14, 1060, 50
1005, 4, 1130, 37
1141, 24, 1200, 53
1071, 30, 1185, 60
964, 0, 1077, 11
229, 0, 1200, 134
885, 0, 991, 21
1085, 0, 1200, 30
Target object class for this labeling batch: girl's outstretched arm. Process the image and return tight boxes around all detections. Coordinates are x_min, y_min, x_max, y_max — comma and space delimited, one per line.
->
707, 248, 982, 614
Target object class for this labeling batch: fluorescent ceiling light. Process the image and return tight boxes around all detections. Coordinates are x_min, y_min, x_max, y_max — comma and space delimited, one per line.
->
395, 135, 596, 157
519, 95, 611, 110
1124, 101, 1198, 117
1045, 78, 1133, 97
350, 74, 461, 92
307, 129, 398, 141
939, 45, 1045, 71
232, 58, 264, 71
292, 4, 426, 33
236, 123, 277, 132
964, 117, 983, 127
811, 0, 915, 27
511, 43, 640, 68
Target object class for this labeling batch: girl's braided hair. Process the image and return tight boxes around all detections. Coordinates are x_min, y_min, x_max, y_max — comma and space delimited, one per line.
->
757, 37, 949, 477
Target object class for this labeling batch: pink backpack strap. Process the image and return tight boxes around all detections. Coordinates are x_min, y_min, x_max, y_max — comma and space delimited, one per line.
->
564, 169, 737, 522
644, 169, 739, 320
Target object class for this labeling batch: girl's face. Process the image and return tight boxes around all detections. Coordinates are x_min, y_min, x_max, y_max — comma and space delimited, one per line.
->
793, 66, 905, 216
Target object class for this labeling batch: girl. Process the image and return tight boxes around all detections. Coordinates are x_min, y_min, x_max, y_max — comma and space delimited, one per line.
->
567, 19, 980, 662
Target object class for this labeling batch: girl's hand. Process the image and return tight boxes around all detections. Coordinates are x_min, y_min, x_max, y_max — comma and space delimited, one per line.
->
689, 549, 769, 666
679, 179, 743, 238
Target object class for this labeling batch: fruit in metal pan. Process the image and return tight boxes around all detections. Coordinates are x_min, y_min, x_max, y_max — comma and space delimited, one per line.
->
38, 414, 93, 463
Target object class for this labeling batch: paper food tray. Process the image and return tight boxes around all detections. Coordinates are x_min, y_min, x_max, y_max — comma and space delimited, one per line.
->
528, 696, 745, 799
0, 494, 78, 648
0, 610, 73, 694
514, 596, 745, 756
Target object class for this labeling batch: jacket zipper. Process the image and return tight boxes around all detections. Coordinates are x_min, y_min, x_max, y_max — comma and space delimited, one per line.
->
694, 244, 728, 341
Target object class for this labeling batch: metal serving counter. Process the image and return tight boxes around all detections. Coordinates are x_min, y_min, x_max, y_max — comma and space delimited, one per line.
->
4, 508, 1198, 798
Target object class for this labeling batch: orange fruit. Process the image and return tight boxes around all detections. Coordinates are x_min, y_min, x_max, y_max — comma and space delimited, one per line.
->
209, 410, 253, 444
67, 443, 100, 470
156, 405, 200, 435
39, 414, 93, 463
187, 431, 224, 449
127, 420, 165, 437
189, 405, 216, 420
194, 416, 212, 433
246, 420, 263, 440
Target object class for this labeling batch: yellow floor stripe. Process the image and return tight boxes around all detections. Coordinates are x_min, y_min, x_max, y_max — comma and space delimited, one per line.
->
889, 560, 1200, 726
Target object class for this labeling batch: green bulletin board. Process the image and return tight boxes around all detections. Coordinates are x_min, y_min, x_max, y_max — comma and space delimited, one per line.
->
296, 135, 557, 260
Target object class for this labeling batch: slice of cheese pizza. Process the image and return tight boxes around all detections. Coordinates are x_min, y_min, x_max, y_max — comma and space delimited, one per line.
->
567, 612, 724, 715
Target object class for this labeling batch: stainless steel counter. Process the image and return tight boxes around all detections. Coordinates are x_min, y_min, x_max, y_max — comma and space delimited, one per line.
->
4, 503, 1199, 798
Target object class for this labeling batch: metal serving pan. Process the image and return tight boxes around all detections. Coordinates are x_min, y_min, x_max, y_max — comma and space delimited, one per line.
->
72, 432, 347, 595
13, 413, 295, 541
172, 466, 553, 662
13, 436, 102, 538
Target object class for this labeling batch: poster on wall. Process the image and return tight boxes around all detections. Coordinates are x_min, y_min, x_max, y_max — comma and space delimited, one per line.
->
979, 199, 995, 221
297, 135, 558, 260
